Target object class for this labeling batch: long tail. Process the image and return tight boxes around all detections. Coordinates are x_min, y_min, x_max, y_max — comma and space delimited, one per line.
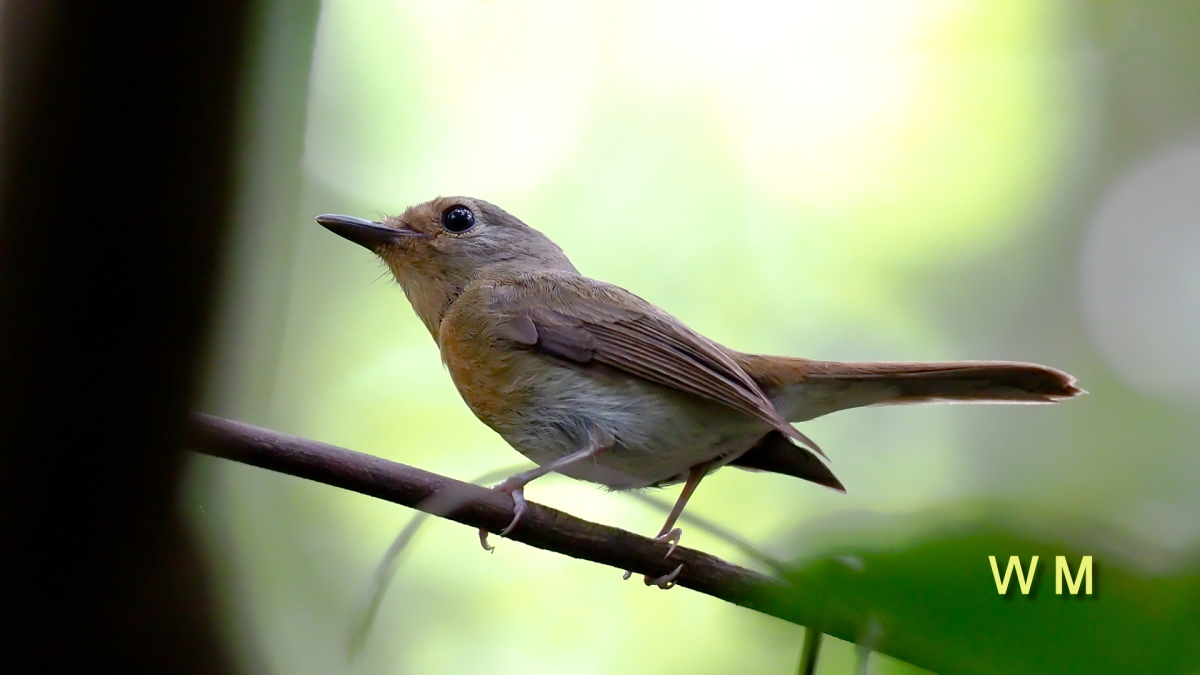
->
735, 354, 1084, 422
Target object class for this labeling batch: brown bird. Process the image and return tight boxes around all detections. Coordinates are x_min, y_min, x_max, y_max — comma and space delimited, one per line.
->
316, 197, 1082, 586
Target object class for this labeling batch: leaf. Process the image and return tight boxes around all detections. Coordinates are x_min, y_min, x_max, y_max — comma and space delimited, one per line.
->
756, 503, 1200, 674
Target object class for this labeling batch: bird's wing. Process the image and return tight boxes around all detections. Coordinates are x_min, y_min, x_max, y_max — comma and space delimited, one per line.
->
489, 272, 823, 456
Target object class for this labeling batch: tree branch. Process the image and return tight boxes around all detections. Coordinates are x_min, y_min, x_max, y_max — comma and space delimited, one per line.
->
189, 414, 778, 602
189, 414, 911, 662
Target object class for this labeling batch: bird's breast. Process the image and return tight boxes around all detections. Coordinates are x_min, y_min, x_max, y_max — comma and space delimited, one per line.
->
439, 318, 536, 434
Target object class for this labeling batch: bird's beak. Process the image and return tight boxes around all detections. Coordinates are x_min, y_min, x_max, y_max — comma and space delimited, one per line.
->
314, 214, 423, 251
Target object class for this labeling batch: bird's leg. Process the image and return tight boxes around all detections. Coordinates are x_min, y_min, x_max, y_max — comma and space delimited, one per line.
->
651, 464, 707, 556
623, 462, 711, 588
479, 431, 611, 550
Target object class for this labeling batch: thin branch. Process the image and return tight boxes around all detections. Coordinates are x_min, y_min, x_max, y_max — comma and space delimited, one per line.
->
349, 468, 788, 655
189, 414, 773, 600
187, 414, 890, 657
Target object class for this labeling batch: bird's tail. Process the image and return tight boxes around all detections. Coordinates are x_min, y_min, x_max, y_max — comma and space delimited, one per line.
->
735, 354, 1084, 422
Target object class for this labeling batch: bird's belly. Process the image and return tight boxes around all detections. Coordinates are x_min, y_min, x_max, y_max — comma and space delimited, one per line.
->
497, 366, 767, 489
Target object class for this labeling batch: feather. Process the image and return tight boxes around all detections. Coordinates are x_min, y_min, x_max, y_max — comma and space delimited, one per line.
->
488, 272, 825, 457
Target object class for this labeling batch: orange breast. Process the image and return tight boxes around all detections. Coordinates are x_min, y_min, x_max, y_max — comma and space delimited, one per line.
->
439, 311, 534, 435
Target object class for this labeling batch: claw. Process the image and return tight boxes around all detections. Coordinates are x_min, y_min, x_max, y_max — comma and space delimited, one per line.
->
653, 527, 682, 558
478, 481, 526, 551
498, 486, 527, 537
621, 527, 684, 580
645, 564, 684, 589
475, 439, 611, 551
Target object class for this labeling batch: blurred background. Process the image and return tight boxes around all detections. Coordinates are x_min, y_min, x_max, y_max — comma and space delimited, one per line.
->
191, 0, 1200, 672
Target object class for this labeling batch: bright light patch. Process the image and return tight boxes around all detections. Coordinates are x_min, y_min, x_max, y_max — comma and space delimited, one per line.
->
305, 1, 1074, 270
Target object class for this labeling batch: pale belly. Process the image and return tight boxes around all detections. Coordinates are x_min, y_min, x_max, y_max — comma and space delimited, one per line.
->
487, 365, 771, 490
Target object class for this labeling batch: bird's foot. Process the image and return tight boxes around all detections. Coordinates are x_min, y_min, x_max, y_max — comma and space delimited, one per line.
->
653, 527, 683, 558
624, 563, 684, 589
621, 527, 684, 587
478, 479, 528, 551
645, 564, 684, 589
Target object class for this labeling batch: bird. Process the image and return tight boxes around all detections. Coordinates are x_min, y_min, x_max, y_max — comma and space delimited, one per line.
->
316, 196, 1083, 587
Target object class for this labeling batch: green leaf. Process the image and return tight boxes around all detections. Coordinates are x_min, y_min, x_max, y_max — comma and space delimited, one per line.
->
757, 504, 1200, 674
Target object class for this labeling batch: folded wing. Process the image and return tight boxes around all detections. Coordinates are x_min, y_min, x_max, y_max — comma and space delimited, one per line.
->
491, 272, 825, 457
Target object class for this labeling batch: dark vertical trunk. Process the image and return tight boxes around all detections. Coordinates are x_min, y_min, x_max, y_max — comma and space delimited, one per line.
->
0, 3, 251, 670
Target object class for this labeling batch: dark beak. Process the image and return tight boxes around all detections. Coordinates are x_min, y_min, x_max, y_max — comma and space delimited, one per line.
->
314, 214, 422, 251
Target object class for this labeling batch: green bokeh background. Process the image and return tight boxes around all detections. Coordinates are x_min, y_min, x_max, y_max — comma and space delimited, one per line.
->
193, 1, 1200, 672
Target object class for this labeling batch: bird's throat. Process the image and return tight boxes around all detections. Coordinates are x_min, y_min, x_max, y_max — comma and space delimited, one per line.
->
400, 276, 466, 339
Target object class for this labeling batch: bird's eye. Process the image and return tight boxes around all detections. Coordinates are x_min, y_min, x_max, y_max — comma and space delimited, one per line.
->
440, 205, 475, 233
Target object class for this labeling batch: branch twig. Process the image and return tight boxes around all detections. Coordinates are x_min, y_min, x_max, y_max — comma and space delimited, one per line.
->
190, 414, 922, 671
189, 414, 777, 607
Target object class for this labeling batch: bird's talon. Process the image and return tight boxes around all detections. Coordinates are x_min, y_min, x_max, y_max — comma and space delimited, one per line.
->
653, 527, 683, 558
479, 482, 527, 548
620, 527, 683, 581
646, 564, 684, 589
497, 486, 528, 537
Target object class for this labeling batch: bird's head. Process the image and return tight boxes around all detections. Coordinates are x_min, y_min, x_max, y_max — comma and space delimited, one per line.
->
316, 196, 576, 335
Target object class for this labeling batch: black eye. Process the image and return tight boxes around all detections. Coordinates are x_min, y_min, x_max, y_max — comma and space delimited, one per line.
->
440, 205, 475, 233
